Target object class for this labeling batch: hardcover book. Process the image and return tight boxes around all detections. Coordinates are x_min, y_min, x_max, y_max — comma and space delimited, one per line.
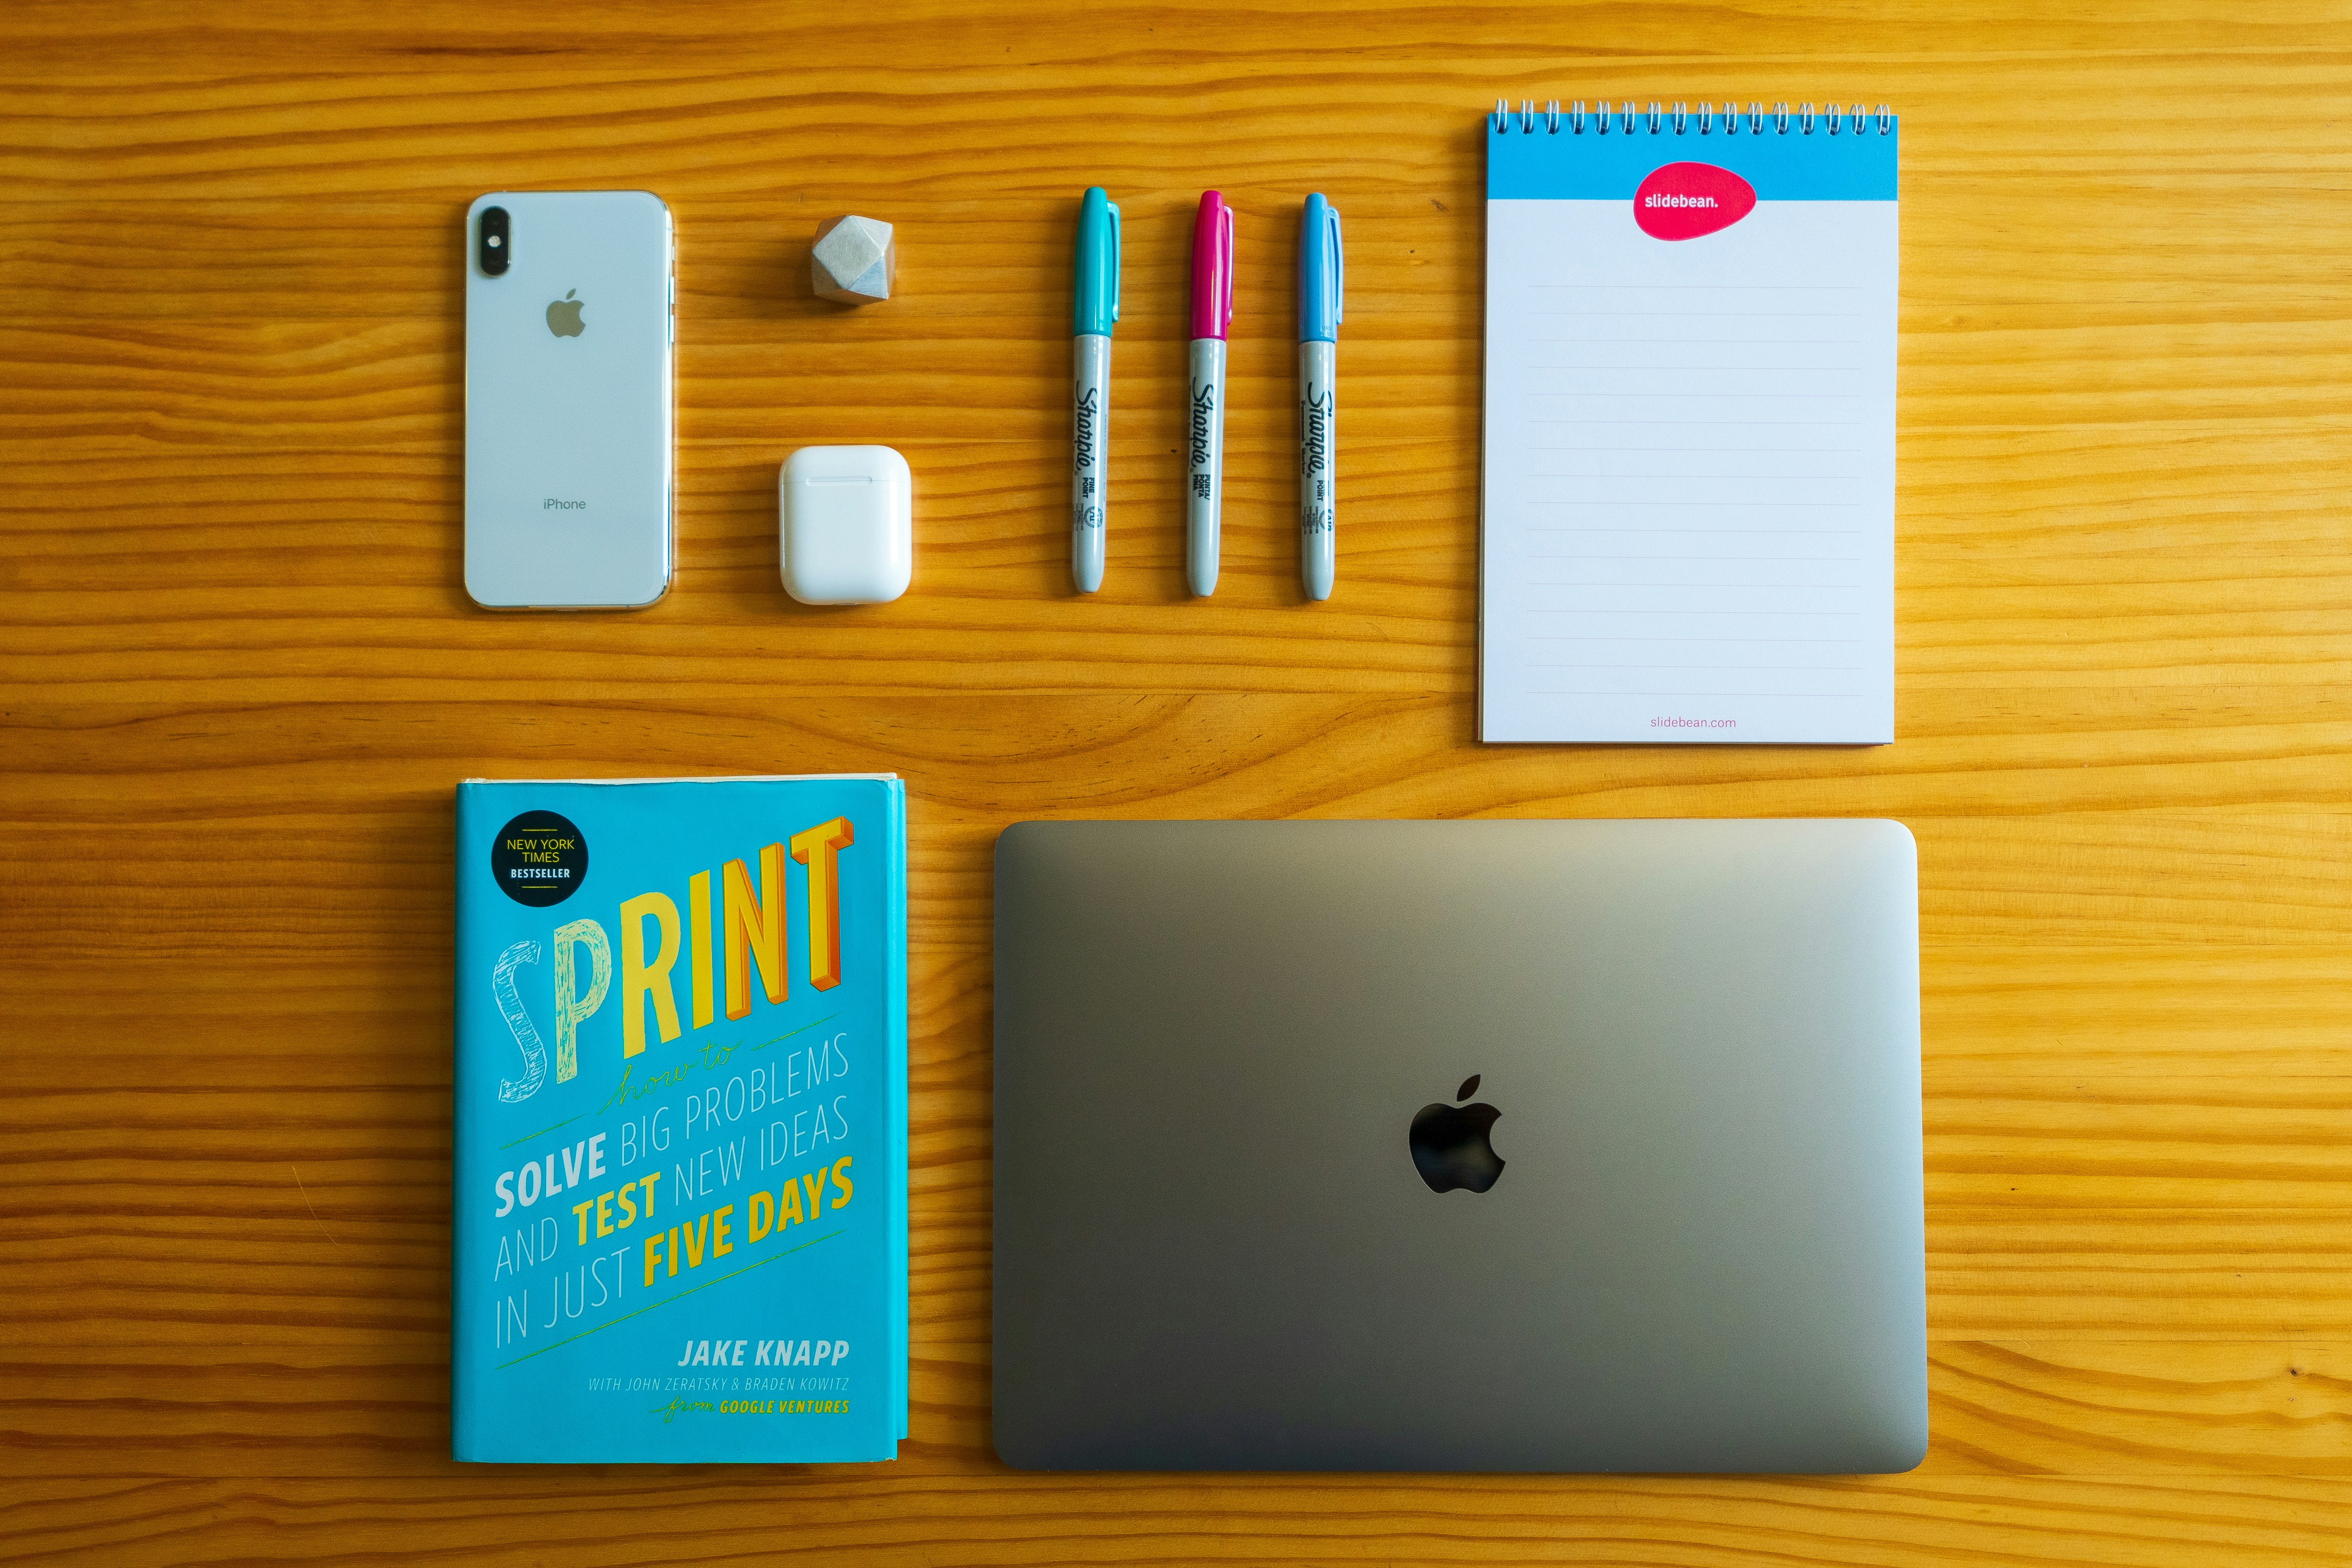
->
452, 775, 907, 1462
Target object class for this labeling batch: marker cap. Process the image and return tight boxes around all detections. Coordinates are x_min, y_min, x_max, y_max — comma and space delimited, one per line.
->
1074, 186, 1121, 337
1298, 192, 1343, 343
1190, 191, 1235, 341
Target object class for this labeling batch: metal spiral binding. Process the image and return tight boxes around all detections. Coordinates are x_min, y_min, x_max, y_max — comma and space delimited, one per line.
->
1494, 99, 1896, 134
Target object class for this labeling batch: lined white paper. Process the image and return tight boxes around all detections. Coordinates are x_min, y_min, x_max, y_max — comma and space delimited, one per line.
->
1479, 198, 1896, 743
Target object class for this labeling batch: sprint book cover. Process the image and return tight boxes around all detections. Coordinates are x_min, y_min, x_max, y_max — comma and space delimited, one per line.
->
452, 775, 907, 1463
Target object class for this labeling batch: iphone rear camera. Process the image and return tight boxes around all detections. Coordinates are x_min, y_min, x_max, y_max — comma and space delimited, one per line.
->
479, 206, 510, 276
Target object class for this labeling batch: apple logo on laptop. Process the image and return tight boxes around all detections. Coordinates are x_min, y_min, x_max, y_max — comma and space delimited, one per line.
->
546, 290, 585, 337
1409, 1074, 1505, 1193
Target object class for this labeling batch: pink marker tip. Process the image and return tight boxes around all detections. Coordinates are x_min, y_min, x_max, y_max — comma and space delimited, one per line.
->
1190, 191, 1235, 342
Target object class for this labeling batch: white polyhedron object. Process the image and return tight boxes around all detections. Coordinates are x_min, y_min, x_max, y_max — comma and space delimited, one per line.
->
811, 215, 896, 304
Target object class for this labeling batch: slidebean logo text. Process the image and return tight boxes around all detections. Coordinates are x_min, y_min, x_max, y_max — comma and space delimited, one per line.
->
1634, 163, 1756, 240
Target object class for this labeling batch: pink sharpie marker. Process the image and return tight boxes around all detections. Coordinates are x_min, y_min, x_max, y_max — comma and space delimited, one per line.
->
1187, 191, 1235, 597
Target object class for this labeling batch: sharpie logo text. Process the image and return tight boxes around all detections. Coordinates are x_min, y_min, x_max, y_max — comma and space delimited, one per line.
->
1073, 385, 1099, 470
1301, 388, 1332, 475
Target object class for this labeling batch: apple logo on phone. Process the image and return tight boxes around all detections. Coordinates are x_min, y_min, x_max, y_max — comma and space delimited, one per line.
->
546, 290, 585, 338
1409, 1074, 1505, 1193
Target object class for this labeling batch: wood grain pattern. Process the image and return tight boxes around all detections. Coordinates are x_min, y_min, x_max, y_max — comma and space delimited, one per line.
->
5, 0, 2352, 1560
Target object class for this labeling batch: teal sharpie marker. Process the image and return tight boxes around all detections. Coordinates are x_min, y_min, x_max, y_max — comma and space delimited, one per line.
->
1297, 193, 1342, 601
1071, 187, 1121, 593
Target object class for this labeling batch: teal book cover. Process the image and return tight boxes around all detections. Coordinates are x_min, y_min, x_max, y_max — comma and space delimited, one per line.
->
452, 775, 907, 1463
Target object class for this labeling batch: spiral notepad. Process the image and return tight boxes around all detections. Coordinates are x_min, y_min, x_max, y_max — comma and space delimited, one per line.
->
1479, 101, 1899, 744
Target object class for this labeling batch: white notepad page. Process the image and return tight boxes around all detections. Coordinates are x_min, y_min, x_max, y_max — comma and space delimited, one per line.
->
1481, 107, 1898, 743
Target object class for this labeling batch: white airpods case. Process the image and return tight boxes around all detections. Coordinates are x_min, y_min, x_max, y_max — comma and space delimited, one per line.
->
779, 444, 913, 604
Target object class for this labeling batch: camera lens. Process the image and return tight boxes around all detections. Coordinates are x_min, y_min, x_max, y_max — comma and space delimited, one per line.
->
479, 206, 510, 276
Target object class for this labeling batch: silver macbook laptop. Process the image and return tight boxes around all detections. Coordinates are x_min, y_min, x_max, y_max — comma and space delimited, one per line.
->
992, 819, 1926, 1473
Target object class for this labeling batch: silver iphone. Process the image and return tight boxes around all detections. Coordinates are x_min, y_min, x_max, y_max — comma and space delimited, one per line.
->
465, 190, 674, 609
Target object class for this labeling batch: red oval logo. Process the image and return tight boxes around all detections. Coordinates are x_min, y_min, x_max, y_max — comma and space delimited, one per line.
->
1633, 162, 1756, 240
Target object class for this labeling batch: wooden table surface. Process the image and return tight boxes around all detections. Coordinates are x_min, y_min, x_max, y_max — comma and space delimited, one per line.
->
5, 1, 2350, 1562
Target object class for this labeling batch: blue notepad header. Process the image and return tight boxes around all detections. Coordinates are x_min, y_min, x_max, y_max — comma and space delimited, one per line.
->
1488, 119, 1898, 202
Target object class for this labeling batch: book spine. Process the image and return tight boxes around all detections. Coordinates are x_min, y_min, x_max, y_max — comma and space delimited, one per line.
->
890, 780, 910, 1439
449, 783, 482, 1459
